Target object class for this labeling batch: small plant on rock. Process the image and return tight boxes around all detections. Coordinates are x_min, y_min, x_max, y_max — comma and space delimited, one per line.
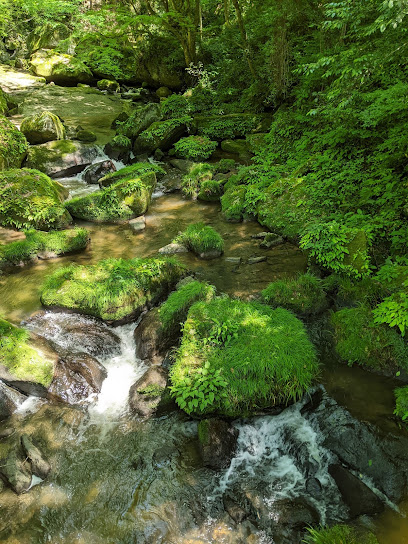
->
173, 136, 217, 161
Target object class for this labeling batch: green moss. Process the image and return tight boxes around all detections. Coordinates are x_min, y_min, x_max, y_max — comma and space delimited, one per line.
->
0, 168, 72, 230
0, 89, 9, 116
0, 116, 28, 171
76, 130, 97, 143
97, 79, 120, 92
30, 50, 93, 84
220, 139, 251, 158
0, 318, 53, 386
134, 116, 190, 154
170, 298, 319, 417
174, 222, 224, 256
262, 273, 327, 315
198, 179, 224, 202
213, 158, 237, 174
136, 384, 165, 398
221, 185, 247, 221
20, 111, 66, 145
192, 113, 272, 140
0, 228, 89, 268
99, 162, 166, 188
66, 171, 156, 223
159, 280, 216, 336
331, 305, 408, 371
197, 419, 210, 444
40, 257, 186, 323
394, 386, 408, 421
173, 136, 217, 161
303, 525, 379, 544
181, 162, 213, 198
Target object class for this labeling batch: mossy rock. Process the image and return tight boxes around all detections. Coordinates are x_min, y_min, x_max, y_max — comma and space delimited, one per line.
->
173, 222, 224, 259
303, 524, 379, 544
262, 273, 327, 316
20, 111, 66, 145
170, 298, 319, 417
133, 117, 189, 155
40, 257, 186, 324
0, 168, 72, 230
0, 116, 28, 171
27, 23, 70, 53
221, 185, 247, 222
0, 89, 9, 116
331, 305, 408, 372
0, 318, 55, 387
99, 162, 165, 188
221, 139, 252, 158
0, 228, 89, 269
25, 139, 99, 178
198, 179, 224, 202
97, 79, 120, 93
257, 177, 312, 240
75, 130, 97, 143
344, 230, 368, 275
30, 49, 93, 85
117, 103, 162, 141
66, 171, 157, 223
191, 113, 273, 141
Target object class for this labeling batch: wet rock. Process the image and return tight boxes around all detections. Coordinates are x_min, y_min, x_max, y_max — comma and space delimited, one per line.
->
305, 477, 322, 499
0, 381, 26, 420
75, 130, 97, 143
158, 242, 189, 255
223, 493, 248, 523
329, 464, 384, 518
251, 232, 270, 239
97, 79, 120, 93
160, 170, 182, 193
0, 445, 32, 494
128, 366, 168, 418
198, 419, 238, 469
259, 233, 284, 249
248, 256, 267, 264
129, 215, 146, 233
48, 353, 107, 404
269, 498, 320, 541
169, 158, 194, 173
29, 49, 93, 85
103, 141, 131, 163
199, 249, 223, 260
83, 160, 117, 184
134, 309, 165, 360
20, 111, 66, 144
225, 257, 242, 264
21, 434, 51, 480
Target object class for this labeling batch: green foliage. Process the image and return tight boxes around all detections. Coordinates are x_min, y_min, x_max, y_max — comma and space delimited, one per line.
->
40, 257, 186, 322
262, 273, 327, 315
0, 227, 88, 267
0, 115, 28, 170
303, 524, 379, 544
173, 136, 217, 161
174, 222, 224, 256
0, 317, 53, 386
181, 162, 213, 198
394, 386, 408, 422
161, 94, 192, 119
137, 116, 191, 145
137, 383, 165, 399
198, 179, 224, 202
213, 158, 237, 174
99, 163, 165, 187
170, 298, 319, 417
221, 185, 247, 222
111, 134, 131, 149
373, 291, 408, 336
193, 114, 268, 140
332, 305, 408, 371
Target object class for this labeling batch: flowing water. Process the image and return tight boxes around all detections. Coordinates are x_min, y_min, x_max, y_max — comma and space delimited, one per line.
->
1, 67, 408, 543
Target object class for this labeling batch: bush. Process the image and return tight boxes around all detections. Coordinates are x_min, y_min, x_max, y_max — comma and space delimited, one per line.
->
173, 135, 217, 161
373, 291, 408, 336
221, 185, 247, 221
394, 386, 408, 422
161, 94, 192, 119
0, 318, 53, 386
170, 298, 319, 417
0, 115, 28, 170
0, 228, 89, 267
197, 179, 224, 202
181, 162, 213, 198
174, 222, 224, 256
40, 257, 186, 323
331, 305, 408, 371
213, 158, 237, 174
303, 524, 379, 544
262, 273, 327, 315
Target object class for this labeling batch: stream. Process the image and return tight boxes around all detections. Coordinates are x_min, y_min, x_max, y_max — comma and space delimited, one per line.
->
1, 66, 408, 543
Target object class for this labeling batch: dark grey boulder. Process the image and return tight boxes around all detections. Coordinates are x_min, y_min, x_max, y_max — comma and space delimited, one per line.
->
83, 160, 116, 184
198, 418, 238, 469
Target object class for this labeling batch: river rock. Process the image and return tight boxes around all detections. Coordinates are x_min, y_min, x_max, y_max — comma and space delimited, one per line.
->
30, 49, 93, 85
48, 353, 107, 404
20, 111, 66, 145
128, 366, 168, 418
25, 140, 100, 178
223, 493, 249, 523
75, 130, 97, 143
0, 443, 32, 494
198, 419, 238, 469
97, 79, 120, 93
134, 308, 171, 361
169, 159, 195, 173
83, 160, 117, 184
129, 215, 146, 233
259, 233, 284, 249
248, 256, 267, 264
21, 434, 51, 480
199, 249, 223, 260
133, 118, 187, 155
328, 464, 385, 518
104, 140, 131, 163
158, 242, 189, 255
160, 170, 182, 193
0, 381, 27, 420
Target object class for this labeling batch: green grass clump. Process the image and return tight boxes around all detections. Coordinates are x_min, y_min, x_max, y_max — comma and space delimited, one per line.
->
170, 298, 319, 417
181, 162, 213, 198
173, 135, 217, 161
0, 168, 72, 230
303, 525, 379, 544
159, 280, 216, 337
198, 179, 224, 202
331, 305, 408, 371
394, 386, 408, 421
0, 228, 89, 267
262, 273, 327, 315
40, 257, 186, 323
99, 162, 166, 187
221, 185, 247, 221
173, 222, 224, 256
66, 171, 156, 223
0, 318, 54, 386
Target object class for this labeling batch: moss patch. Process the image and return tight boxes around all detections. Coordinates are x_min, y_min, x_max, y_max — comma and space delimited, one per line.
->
262, 274, 327, 315
40, 257, 186, 323
20, 111, 66, 145
0, 318, 54, 386
99, 162, 165, 188
173, 222, 224, 257
0, 116, 28, 171
221, 185, 247, 221
0, 168, 72, 230
66, 171, 156, 223
170, 298, 319, 417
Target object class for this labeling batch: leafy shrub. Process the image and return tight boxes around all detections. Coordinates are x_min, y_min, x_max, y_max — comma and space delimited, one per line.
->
213, 158, 237, 174
161, 94, 192, 119
197, 179, 224, 202
373, 291, 408, 336
332, 305, 408, 371
173, 136, 217, 161
221, 185, 247, 221
262, 273, 327, 315
170, 298, 319, 416
394, 386, 408, 422
174, 222, 224, 256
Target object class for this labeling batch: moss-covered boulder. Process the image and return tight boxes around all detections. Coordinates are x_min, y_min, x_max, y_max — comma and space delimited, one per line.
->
169, 298, 319, 417
221, 185, 247, 222
40, 257, 186, 324
29, 49, 93, 85
262, 273, 327, 316
221, 139, 252, 159
191, 113, 273, 140
0, 228, 89, 269
0, 116, 28, 171
117, 103, 162, 141
97, 79, 120, 93
20, 111, 66, 145
0, 318, 55, 387
198, 179, 224, 202
27, 23, 70, 54
0, 168, 72, 230
133, 117, 189, 155
332, 305, 408, 372
75, 129, 97, 143
173, 222, 224, 259
66, 171, 156, 223
99, 162, 165, 188
0, 89, 9, 116
25, 139, 99, 178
